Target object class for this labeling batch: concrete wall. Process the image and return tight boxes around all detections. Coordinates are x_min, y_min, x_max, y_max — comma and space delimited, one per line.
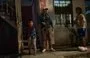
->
46, 0, 56, 26
72, 0, 85, 18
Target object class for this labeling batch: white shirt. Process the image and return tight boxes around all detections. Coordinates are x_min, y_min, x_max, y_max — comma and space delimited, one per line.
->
75, 14, 87, 29
80, 14, 87, 28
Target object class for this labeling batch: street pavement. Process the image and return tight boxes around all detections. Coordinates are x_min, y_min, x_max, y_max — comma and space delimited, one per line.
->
22, 50, 90, 58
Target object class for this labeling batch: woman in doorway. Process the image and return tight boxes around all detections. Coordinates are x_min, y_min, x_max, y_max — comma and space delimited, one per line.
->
75, 7, 88, 51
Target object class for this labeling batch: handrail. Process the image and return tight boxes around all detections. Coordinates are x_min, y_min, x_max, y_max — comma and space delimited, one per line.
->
6, 3, 15, 12
0, 1, 17, 30
0, 1, 23, 30
5, 2, 20, 24
0, 15, 17, 30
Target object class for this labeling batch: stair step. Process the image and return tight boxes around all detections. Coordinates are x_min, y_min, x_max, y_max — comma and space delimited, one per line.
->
21, 40, 30, 53
22, 50, 30, 54
23, 46, 29, 48
22, 40, 28, 42
0, 15, 17, 29
0, 12, 5, 15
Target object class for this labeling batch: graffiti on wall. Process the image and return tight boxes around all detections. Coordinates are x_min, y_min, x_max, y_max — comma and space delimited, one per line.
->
39, 0, 47, 10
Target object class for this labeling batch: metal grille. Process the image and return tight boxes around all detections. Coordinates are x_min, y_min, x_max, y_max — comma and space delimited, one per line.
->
54, 0, 73, 27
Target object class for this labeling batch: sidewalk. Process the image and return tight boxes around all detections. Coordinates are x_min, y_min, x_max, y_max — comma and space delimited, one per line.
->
0, 48, 90, 58
22, 50, 90, 58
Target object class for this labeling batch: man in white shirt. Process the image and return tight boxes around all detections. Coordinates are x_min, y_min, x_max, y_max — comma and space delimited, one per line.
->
75, 7, 88, 51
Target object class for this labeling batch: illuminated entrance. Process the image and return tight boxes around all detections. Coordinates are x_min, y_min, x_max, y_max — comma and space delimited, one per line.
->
53, 0, 73, 47
54, 0, 73, 27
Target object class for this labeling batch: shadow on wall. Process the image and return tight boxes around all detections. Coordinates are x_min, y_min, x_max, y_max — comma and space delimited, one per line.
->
0, 17, 18, 54
86, 14, 90, 44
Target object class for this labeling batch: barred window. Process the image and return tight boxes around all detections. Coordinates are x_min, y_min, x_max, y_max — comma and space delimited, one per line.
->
54, 0, 71, 7
53, 0, 73, 27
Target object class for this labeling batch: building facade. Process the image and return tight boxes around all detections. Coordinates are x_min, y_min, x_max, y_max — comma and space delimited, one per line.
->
0, 0, 90, 54
39, 0, 88, 47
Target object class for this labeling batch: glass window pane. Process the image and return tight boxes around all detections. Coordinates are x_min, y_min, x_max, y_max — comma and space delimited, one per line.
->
57, 4, 59, 6
62, 4, 66, 7
54, 4, 58, 6
85, 1, 90, 7
66, 1, 70, 4
65, 4, 68, 6
54, 1, 59, 4
60, 1, 65, 4
54, 4, 56, 6
59, 4, 62, 7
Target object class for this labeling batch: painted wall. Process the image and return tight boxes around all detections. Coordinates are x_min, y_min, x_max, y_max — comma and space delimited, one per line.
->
39, 0, 47, 10
72, 0, 85, 18
46, 0, 56, 27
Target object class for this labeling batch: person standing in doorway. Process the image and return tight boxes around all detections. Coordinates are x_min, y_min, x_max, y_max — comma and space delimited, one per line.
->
39, 8, 55, 53
75, 7, 88, 51
28, 20, 37, 55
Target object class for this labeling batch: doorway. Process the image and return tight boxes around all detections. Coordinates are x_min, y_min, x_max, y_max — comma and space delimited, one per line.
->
53, 0, 73, 47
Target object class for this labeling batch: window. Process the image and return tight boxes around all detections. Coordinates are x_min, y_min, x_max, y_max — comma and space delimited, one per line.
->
54, 0, 73, 27
54, 0, 72, 14
22, 0, 32, 6
85, 0, 90, 22
85, 0, 90, 14
85, 0, 90, 45
54, 0, 71, 7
